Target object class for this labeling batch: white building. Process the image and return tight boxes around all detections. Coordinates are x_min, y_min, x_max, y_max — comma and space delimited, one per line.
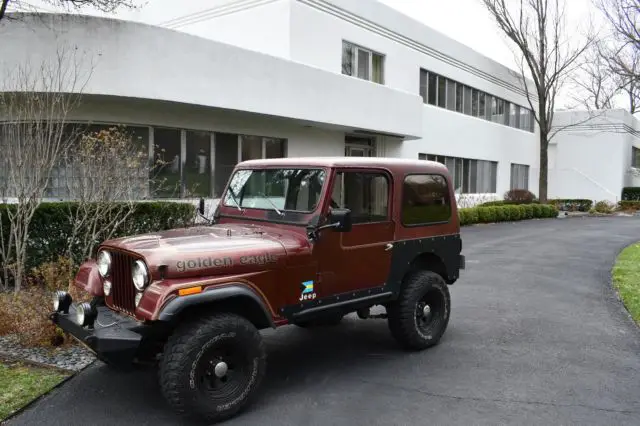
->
549, 109, 640, 203
1, 0, 541, 206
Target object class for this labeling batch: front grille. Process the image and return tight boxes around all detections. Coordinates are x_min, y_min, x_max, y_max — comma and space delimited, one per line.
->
107, 251, 137, 314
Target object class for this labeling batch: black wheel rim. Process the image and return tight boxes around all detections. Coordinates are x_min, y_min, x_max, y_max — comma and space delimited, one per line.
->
193, 339, 253, 403
415, 288, 446, 337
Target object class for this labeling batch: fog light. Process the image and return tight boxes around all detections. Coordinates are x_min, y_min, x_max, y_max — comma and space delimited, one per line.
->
76, 302, 97, 327
103, 280, 112, 296
135, 292, 143, 307
53, 291, 72, 313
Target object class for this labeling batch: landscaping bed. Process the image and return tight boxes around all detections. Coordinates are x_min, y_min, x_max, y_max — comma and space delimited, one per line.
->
0, 361, 70, 421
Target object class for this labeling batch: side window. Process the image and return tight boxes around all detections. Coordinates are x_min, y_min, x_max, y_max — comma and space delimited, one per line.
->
331, 171, 389, 224
402, 174, 451, 226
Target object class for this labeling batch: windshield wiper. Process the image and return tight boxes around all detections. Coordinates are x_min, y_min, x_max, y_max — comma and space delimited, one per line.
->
226, 188, 243, 212
258, 192, 284, 216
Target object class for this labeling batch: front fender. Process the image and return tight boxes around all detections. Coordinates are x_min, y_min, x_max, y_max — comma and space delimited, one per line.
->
156, 284, 275, 328
74, 260, 104, 296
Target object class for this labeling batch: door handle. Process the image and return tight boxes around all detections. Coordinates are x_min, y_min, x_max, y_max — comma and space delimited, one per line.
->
385, 243, 393, 251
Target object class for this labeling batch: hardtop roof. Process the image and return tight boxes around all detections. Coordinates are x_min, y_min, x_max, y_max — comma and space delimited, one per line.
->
236, 156, 449, 173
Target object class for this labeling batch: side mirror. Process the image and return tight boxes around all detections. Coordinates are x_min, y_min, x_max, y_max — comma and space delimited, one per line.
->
198, 198, 205, 216
328, 208, 352, 232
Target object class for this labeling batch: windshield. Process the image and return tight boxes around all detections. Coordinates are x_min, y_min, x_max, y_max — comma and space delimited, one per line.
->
222, 168, 327, 213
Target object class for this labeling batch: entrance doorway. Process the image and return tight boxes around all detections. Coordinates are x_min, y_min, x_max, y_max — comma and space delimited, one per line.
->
345, 135, 376, 157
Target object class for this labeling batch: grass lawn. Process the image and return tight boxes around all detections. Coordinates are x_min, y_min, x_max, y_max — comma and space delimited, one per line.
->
612, 243, 640, 325
0, 362, 70, 421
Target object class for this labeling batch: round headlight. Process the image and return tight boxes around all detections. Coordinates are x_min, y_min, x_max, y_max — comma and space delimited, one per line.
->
103, 280, 112, 296
76, 302, 96, 327
53, 291, 72, 313
97, 250, 112, 278
132, 260, 149, 291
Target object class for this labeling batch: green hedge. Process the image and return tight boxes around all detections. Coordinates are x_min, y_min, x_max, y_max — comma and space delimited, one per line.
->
1, 201, 196, 273
547, 199, 593, 212
459, 203, 558, 226
479, 200, 540, 207
618, 200, 640, 210
622, 187, 640, 201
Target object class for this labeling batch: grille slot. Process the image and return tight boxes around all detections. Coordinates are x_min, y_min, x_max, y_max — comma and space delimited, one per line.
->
107, 251, 137, 314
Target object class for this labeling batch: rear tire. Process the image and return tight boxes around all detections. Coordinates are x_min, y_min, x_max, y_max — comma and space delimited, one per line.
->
158, 312, 266, 423
387, 271, 451, 350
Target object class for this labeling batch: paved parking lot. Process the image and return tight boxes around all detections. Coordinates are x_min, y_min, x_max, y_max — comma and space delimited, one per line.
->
8, 217, 640, 425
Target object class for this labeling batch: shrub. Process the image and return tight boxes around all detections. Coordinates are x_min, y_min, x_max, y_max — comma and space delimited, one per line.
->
504, 189, 536, 204
458, 203, 556, 226
622, 187, 640, 201
507, 205, 522, 221
593, 200, 615, 214
1, 201, 196, 277
548, 199, 593, 212
531, 203, 542, 217
479, 200, 540, 207
618, 201, 640, 211
523, 204, 534, 219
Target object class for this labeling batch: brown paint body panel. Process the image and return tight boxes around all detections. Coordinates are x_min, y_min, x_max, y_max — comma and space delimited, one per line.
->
72, 157, 462, 324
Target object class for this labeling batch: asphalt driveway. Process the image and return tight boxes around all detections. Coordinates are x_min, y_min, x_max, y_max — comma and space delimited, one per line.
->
8, 216, 640, 425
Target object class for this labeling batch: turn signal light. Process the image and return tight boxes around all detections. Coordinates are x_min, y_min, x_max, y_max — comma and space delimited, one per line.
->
178, 286, 203, 296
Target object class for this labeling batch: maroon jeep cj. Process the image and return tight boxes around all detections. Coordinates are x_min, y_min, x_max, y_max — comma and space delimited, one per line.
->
51, 157, 465, 423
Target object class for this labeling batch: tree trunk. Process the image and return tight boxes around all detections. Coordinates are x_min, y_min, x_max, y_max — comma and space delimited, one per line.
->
0, 0, 9, 22
538, 128, 549, 203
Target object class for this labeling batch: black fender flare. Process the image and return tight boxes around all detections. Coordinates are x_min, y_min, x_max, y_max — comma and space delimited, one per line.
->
157, 284, 275, 328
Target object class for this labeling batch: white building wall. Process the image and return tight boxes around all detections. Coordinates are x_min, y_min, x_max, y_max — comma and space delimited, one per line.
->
400, 106, 538, 198
66, 96, 346, 158
549, 109, 640, 203
288, 0, 533, 108
161, 0, 293, 58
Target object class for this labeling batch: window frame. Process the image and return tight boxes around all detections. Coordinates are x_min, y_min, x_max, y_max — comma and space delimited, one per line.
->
400, 172, 453, 227
330, 168, 393, 225
341, 40, 385, 84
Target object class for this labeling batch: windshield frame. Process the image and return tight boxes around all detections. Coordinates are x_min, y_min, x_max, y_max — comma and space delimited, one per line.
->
220, 166, 329, 216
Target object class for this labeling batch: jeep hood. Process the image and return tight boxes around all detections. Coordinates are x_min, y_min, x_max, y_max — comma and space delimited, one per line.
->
100, 224, 308, 278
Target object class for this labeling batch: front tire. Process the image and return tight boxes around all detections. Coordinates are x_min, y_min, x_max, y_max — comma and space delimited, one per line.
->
158, 312, 266, 423
387, 271, 451, 350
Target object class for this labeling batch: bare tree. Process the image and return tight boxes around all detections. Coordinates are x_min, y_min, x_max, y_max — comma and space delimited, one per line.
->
0, 0, 139, 21
597, 0, 640, 49
63, 125, 149, 265
481, 0, 594, 202
0, 46, 89, 293
570, 42, 619, 110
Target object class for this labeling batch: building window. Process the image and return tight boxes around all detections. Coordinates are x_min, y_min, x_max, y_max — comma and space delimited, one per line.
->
446, 79, 456, 111
455, 83, 463, 112
428, 73, 437, 105
463, 86, 472, 115
419, 69, 428, 103
152, 127, 182, 198
184, 130, 211, 198
472, 89, 479, 117
331, 171, 389, 224
510, 163, 529, 190
342, 41, 385, 84
417, 68, 534, 132
438, 76, 446, 108
419, 153, 497, 194
401, 174, 451, 226
632, 147, 640, 168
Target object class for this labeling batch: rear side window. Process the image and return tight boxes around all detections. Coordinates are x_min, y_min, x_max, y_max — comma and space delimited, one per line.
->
402, 174, 451, 226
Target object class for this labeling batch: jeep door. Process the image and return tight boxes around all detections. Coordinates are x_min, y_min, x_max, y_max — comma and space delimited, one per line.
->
318, 168, 395, 294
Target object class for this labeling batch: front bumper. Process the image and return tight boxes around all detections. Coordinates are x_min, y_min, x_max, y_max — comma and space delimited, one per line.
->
50, 304, 147, 367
